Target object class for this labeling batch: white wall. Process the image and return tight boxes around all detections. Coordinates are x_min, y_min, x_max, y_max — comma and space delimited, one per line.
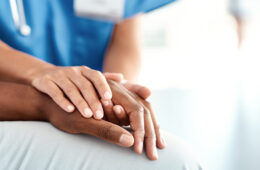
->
139, 1, 260, 170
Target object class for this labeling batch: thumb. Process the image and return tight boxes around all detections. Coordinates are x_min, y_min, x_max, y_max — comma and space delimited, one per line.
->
104, 72, 125, 83
123, 83, 151, 99
80, 118, 134, 147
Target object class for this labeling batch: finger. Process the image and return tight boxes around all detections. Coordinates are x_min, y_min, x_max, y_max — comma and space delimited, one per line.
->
70, 75, 104, 119
123, 83, 151, 99
143, 107, 158, 160
104, 72, 125, 83
129, 108, 145, 154
101, 99, 120, 124
75, 115, 134, 147
55, 78, 93, 118
32, 79, 75, 113
81, 67, 112, 100
143, 101, 166, 149
107, 80, 145, 154
113, 105, 129, 126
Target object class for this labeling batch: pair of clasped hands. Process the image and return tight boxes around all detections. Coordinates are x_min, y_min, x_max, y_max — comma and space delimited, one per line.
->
31, 66, 165, 160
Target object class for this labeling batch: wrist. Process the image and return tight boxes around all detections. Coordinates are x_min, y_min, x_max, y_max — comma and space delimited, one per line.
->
0, 83, 51, 121
25, 62, 55, 85
32, 87, 53, 121
8, 47, 56, 85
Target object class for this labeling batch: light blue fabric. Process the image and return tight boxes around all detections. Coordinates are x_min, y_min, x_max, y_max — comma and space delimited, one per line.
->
0, 121, 201, 170
0, 0, 175, 71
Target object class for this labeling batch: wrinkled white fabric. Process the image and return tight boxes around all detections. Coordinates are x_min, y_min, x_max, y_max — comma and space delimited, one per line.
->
0, 121, 201, 170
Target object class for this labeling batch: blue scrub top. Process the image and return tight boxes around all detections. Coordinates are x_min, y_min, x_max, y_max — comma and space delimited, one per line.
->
0, 0, 175, 71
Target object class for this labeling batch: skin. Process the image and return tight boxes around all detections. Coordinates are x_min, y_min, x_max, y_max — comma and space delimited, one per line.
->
0, 81, 133, 147
0, 15, 142, 119
107, 80, 166, 160
234, 15, 244, 48
103, 73, 152, 125
102, 15, 147, 123
0, 14, 163, 159
103, 15, 142, 82
0, 80, 165, 160
0, 42, 112, 119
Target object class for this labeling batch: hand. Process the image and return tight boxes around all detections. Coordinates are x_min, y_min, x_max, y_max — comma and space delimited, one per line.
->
0, 81, 134, 148
42, 96, 134, 148
103, 72, 152, 125
31, 66, 112, 119
104, 72, 151, 99
103, 80, 166, 160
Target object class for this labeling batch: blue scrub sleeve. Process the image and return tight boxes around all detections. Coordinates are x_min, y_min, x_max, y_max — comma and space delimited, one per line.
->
124, 0, 176, 18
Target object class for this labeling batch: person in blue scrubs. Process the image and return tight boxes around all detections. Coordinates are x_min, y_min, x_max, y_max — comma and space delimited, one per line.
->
0, 0, 174, 119
0, 1, 203, 168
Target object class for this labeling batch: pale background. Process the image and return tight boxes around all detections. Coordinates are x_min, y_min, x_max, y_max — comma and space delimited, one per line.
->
138, 0, 260, 170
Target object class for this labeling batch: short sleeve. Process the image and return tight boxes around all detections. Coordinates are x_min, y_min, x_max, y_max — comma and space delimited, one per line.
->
124, 0, 176, 18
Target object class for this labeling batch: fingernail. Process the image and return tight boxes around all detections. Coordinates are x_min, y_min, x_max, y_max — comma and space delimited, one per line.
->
137, 142, 143, 154
161, 137, 166, 146
118, 73, 124, 79
119, 134, 133, 146
83, 108, 92, 118
121, 79, 127, 84
104, 91, 112, 99
153, 148, 158, 160
67, 105, 74, 112
102, 100, 110, 106
95, 110, 103, 119
114, 106, 122, 114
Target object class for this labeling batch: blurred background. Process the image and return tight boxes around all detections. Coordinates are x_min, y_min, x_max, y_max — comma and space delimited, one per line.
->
138, 0, 260, 170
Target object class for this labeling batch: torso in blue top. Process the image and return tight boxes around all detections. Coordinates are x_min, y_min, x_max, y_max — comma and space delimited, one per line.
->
0, 0, 174, 71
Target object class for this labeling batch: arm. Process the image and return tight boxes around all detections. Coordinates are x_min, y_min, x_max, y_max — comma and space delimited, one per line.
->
0, 80, 165, 160
103, 15, 142, 82
0, 81, 47, 121
0, 41, 53, 84
234, 16, 244, 48
0, 41, 112, 119
0, 81, 133, 147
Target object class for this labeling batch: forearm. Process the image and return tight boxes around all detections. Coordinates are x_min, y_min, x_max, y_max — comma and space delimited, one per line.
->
103, 15, 142, 83
0, 82, 48, 121
103, 46, 141, 82
0, 41, 54, 84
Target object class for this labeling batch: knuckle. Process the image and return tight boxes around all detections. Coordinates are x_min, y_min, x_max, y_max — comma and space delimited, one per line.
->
80, 87, 94, 98
143, 107, 150, 115
97, 125, 113, 139
88, 70, 96, 77
59, 79, 68, 86
72, 66, 80, 70
90, 98, 101, 107
71, 67, 82, 74
81, 65, 89, 70
76, 99, 86, 107
93, 71, 104, 80
96, 70, 103, 77
65, 87, 75, 96
107, 79, 115, 85
61, 117, 79, 134
145, 133, 156, 140
51, 90, 61, 99
154, 123, 161, 131
56, 69, 65, 76
67, 67, 76, 74
52, 93, 64, 103
42, 74, 51, 81
143, 100, 151, 108
136, 129, 145, 137
79, 80, 92, 90
133, 104, 144, 113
